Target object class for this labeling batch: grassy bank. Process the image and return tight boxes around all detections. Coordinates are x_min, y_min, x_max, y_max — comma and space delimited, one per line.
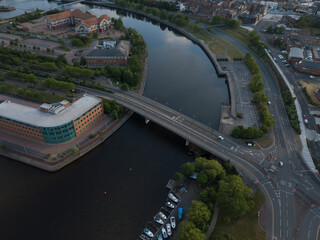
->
213, 190, 266, 240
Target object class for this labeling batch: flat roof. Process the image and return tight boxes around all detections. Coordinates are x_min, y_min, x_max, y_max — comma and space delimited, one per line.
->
0, 94, 101, 128
289, 47, 304, 59
299, 60, 320, 70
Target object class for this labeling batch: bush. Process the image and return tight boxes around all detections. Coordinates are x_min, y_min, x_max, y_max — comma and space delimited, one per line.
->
231, 125, 262, 139
236, 112, 243, 118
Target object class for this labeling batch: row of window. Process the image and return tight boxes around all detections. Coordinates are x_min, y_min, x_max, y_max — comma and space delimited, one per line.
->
0, 119, 40, 133
1, 127, 44, 141
88, 63, 126, 67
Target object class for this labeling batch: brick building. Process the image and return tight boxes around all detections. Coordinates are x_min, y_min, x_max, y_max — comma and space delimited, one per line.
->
85, 40, 130, 68
45, 9, 111, 36
296, 60, 320, 76
0, 94, 104, 144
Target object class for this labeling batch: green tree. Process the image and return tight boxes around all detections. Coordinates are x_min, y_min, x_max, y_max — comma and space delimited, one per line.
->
92, 32, 99, 39
186, 201, 211, 232
217, 175, 254, 218
111, 109, 119, 119
103, 102, 111, 113
181, 162, 195, 177
210, 231, 236, 240
178, 221, 205, 240
159, 9, 168, 19
211, 15, 222, 25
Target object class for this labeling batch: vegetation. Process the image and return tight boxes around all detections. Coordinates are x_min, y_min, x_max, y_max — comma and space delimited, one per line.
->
294, 15, 320, 32
248, 31, 266, 57
0, 82, 72, 103
45, 77, 75, 91
213, 190, 265, 240
65, 65, 93, 78
102, 99, 124, 119
71, 36, 92, 47
15, 10, 42, 23
170, 13, 189, 27
210, 232, 236, 240
115, 0, 177, 11
186, 200, 212, 232
225, 19, 241, 29
266, 25, 285, 34
178, 221, 205, 240
231, 126, 262, 139
70, 146, 78, 154
282, 89, 301, 134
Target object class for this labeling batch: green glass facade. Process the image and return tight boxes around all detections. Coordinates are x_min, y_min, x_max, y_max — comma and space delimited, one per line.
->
41, 121, 76, 144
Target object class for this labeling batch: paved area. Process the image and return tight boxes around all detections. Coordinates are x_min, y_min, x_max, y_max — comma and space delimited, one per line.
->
219, 61, 261, 133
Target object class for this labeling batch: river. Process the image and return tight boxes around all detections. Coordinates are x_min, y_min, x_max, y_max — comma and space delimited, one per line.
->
0, 2, 229, 239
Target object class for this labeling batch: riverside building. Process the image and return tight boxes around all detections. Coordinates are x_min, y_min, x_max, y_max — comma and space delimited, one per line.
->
0, 94, 104, 144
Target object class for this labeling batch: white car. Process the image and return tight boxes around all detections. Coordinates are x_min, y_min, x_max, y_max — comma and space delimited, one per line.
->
168, 193, 179, 203
158, 211, 167, 220
279, 161, 284, 167
166, 201, 175, 209
218, 136, 224, 140
166, 223, 172, 236
170, 216, 176, 229
310, 75, 315, 79
144, 228, 154, 238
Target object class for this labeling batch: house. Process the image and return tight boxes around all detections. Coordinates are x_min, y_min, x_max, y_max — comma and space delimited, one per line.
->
45, 9, 111, 36
238, 12, 261, 24
288, 47, 304, 63
85, 40, 130, 68
296, 60, 320, 76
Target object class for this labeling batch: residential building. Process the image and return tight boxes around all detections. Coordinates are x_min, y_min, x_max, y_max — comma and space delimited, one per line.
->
85, 40, 130, 68
45, 9, 111, 36
0, 94, 104, 144
238, 12, 261, 24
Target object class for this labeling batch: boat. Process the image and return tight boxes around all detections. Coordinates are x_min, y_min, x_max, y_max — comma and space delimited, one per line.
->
178, 208, 183, 219
161, 227, 168, 239
140, 234, 151, 240
168, 193, 179, 203
143, 228, 154, 238
154, 215, 164, 225
170, 216, 176, 229
157, 233, 163, 240
166, 223, 172, 236
158, 211, 167, 220
165, 201, 174, 209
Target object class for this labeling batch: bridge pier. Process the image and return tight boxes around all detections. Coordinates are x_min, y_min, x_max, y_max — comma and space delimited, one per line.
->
145, 118, 150, 124
185, 140, 189, 146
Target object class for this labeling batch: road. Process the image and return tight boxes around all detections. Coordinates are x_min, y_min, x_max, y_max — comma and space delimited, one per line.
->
209, 27, 320, 240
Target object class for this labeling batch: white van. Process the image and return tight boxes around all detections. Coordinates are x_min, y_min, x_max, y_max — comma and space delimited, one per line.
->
218, 136, 224, 140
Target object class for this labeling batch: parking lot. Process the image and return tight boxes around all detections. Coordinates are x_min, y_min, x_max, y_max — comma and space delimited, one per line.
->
220, 61, 261, 130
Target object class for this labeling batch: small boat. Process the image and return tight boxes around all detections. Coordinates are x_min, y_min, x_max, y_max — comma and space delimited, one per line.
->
178, 208, 183, 219
170, 216, 176, 229
158, 211, 167, 220
143, 228, 154, 238
157, 233, 163, 240
165, 201, 174, 209
166, 223, 172, 236
154, 215, 164, 225
140, 234, 151, 240
161, 227, 168, 239
168, 193, 179, 203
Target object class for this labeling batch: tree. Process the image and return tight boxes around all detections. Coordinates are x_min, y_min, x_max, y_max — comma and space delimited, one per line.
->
174, 172, 184, 183
225, 19, 241, 29
178, 221, 205, 240
199, 188, 216, 211
217, 175, 254, 219
159, 9, 168, 19
103, 102, 111, 113
92, 32, 99, 39
111, 109, 119, 119
210, 232, 236, 240
186, 201, 211, 232
70, 146, 78, 154
181, 162, 195, 177
211, 15, 222, 25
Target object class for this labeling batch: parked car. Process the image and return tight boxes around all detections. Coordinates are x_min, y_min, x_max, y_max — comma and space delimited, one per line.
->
218, 136, 224, 140
303, 115, 308, 124
310, 75, 315, 79
267, 101, 271, 105
279, 161, 284, 167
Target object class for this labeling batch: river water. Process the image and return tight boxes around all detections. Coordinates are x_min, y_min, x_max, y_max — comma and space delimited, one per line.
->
0, 2, 229, 239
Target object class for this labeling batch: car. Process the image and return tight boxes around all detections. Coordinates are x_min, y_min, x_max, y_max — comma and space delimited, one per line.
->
285, 64, 290, 67
218, 136, 224, 140
279, 161, 284, 167
165, 201, 175, 209
267, 101, 271, 105
168, 193, 179, 203
246, 142, 253, 147
310, 75, 315, 79
303, 115, 308, 124
273, 57, 277, 62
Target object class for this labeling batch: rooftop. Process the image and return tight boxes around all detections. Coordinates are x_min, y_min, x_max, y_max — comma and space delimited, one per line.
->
299, 60, 320, 70
289, 47, 304, 59
85, 40, 130, 58
0, 94, 101, 128
46, 9, 93, 22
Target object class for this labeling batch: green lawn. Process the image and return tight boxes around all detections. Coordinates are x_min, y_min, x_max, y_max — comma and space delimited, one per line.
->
213, 34, 244, 59
256, 135, 271, 148
212, 190, 266, 240
220, 27, 249, 44
209, 41, 226, 56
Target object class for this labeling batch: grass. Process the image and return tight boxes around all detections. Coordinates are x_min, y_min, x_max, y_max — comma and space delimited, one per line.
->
209, 41, 225, 56
213, 190, 266, 240
255, 135, 271, 147
184, 24, 212, 43
300, 81, 320, 107
214, 34, 244, 59
220, 27, 249, 44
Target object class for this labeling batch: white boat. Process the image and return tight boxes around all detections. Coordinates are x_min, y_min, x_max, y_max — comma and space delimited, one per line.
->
154, 215, 164, 225
158, 211, 167, 220
168, 193, 179, 203
143, 228, 154, 238
157, 233, 163, 240
170, 216, 176, 229
166, 223, 172, 236
140, 234, 151, 240
161, 227, 168, 239
165, 201, 174, 209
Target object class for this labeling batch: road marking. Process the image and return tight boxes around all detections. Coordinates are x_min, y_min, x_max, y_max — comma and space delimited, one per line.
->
259, 158, 266, 165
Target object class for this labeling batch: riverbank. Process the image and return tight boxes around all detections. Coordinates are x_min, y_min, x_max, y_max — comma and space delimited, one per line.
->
82, 1, 237, 119
0, 50, 149, 172
0, 6, 16, 12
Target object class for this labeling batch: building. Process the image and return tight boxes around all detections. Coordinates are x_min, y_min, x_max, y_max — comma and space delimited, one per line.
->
85, 40, 130, 68
45, 9, 111, 36
290, 34, 320, 46
296, 60, 320, 76
288, 47, 304, 63
238, 12, 260, 24
0, 94, 104, 144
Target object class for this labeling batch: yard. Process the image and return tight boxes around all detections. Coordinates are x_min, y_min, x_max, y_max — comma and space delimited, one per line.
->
212, 190, 266, 240
300, 80, 320, 106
